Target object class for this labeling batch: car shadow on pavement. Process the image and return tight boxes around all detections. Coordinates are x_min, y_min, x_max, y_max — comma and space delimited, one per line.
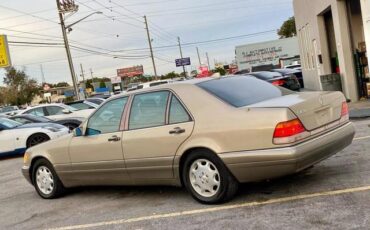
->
63, 167, 323, 204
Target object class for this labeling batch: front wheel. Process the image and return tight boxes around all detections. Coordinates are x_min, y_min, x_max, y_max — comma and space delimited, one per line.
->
182, 150, 239, 204
32, 159, 65, 199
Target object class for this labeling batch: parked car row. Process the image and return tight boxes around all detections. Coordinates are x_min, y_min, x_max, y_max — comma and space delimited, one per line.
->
234, 68, 304, 90
0, 97, 107, 157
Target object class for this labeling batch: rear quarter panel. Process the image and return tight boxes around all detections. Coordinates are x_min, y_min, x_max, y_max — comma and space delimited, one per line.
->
170, 84, 296, 155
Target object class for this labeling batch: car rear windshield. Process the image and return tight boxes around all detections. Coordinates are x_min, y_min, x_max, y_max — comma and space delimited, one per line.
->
197, 76, 292, 107
251, 72, 282, 80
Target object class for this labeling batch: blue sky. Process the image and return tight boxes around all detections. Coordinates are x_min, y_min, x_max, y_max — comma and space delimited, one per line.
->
0, 0, 294, 85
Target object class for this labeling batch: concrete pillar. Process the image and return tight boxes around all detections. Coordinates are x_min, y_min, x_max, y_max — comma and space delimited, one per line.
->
360, 0, 370, 77
332, 0, 359, 101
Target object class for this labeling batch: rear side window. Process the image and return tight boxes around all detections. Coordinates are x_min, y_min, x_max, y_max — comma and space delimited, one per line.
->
169, 95, 191, 124
46, 106, 64, 115
197, 76, 291, 107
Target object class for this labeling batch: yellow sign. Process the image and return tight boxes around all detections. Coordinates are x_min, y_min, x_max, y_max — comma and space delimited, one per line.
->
0, 35, 11, 68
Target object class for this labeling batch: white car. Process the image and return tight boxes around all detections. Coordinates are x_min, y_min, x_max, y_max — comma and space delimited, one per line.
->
0, 118, 69, 157
18, 103, 94, 120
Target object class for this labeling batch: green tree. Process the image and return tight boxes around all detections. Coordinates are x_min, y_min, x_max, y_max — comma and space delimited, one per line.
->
212, 67, 227, 76
3, 67, 40, 105
162, 71, 180, 80
55, 82, 69, 87
99, 81, 106, 88
278, 17, 296, 39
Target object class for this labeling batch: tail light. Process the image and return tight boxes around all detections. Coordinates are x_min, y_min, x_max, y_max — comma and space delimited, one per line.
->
273, 118, 309, 144
340, 101, 349, 123
341, 102, 349, 117
271, 79, 285, 86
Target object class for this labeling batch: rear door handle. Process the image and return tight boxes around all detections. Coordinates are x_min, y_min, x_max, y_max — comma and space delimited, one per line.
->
108, 135, 121, 142
169, 127, 185, 134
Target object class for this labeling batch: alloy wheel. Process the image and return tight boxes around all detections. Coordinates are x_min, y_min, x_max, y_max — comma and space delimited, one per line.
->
189, 159, 221, 197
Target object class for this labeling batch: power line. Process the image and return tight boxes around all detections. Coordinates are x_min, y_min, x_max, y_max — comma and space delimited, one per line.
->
76, 0, 144, 29
114, 29, 277, 52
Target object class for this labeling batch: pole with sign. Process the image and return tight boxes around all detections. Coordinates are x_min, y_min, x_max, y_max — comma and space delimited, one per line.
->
0, 35, 11, 68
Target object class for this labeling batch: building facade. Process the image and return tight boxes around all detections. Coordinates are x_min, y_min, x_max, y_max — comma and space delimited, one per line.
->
293, 0, 370, 102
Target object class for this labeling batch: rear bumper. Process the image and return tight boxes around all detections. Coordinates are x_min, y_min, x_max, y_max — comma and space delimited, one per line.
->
219, 122, 355, 183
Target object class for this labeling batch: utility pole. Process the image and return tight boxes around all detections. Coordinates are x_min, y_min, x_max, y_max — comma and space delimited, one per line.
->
144, 15, 158, 80
56, 0, 80, 100
40, 64, 45, 84
80, 63, 86, 83
177, 36, 186, 77
90, 68, 94, 80
196, 47, 201, 66
206, 52, 211, 70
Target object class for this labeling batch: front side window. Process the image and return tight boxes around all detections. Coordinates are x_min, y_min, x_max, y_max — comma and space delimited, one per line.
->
86, 97, 128, 135
26, 107, 45, 116
129, 91, 169, 130
46, 106, 64, 115
169, 95, 191, 124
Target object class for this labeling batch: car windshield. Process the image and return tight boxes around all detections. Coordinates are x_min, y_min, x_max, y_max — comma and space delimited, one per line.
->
30, 115, 51, 122
0, 118, 22, 128
197, 76, 292, 107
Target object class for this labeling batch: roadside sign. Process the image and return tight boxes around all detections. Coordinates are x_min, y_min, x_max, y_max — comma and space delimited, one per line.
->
0, 35, 11, 68
111, 76, 122, 84
175, 57, 191, 67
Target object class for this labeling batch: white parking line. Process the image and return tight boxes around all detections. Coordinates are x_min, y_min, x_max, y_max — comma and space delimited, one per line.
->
354, 135, 370, 141
48, 185, 370, 230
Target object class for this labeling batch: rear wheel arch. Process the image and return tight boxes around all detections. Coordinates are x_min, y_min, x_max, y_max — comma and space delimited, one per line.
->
26, 133, 50, 148
178, 147, 222, 186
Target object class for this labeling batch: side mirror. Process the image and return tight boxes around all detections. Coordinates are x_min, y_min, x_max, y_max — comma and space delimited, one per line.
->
62, 109, 72, 114
73, 127, 84, 137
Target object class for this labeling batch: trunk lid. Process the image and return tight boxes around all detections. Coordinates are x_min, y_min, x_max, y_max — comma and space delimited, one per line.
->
249, 91, 345, 130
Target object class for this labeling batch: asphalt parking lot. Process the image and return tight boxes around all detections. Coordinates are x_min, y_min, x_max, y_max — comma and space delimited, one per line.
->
1, 119, 369, 230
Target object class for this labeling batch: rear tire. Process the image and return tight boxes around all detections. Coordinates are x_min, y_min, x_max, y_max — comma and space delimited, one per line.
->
182, 150, 239, 204
32, 159, 65, 199
26, 133, 50, 148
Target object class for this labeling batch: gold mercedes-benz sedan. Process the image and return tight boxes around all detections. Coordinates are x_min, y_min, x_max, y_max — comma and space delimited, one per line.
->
22, 75, 355, 204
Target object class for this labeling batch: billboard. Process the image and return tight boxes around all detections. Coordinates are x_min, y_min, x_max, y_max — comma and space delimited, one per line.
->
117, 65, 144, 78
235, 37, 299, 72
0, 35, 11, 68
175, 57, 191, 67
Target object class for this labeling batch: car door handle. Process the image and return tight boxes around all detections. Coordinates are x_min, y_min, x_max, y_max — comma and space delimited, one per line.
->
108, 135, 121, 142
169, 127, 185, 134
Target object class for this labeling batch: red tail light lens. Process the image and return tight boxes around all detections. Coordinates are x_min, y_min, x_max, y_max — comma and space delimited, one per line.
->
273, 119, 306, 138
271, 80, 285, 86
341, 102, 349, 117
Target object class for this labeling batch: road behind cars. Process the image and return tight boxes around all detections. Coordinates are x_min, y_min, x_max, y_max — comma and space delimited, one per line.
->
0, 119, 369, 230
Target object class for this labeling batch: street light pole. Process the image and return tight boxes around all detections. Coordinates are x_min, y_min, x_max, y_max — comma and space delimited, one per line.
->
56, 0, 79, 100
